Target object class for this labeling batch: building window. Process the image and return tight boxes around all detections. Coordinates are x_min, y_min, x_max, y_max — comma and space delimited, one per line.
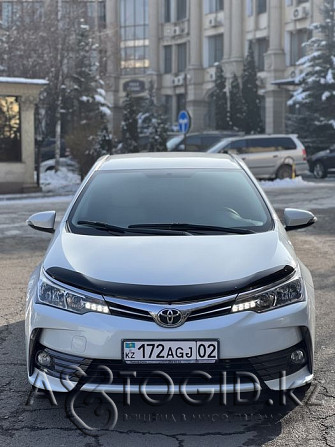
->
257, 0, 266, 14
254, 38, 269, 71
163, 95, 173, 125
120, 0, 149, 75
290, 29, 308, 65
0, 97, 21, 162
164, 45, 173, 73
247, 0, 253, 16
164, 0, 172, 22
205, 0, 224, 14
177, 42, 187, 72
176, 0, 187, 21
176, 93, 186, 116
207, 34, 223, 67
0, 1, 44, 27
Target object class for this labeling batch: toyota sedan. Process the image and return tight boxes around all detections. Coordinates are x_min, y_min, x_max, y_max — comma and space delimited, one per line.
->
26, 153, 316, 398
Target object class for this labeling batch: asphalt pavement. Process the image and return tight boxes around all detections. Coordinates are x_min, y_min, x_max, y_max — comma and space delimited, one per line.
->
0, 182, 334, 446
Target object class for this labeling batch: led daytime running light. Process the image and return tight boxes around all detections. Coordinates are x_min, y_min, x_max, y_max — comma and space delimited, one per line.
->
38, 274, 109, 315
232, 277, 303, 314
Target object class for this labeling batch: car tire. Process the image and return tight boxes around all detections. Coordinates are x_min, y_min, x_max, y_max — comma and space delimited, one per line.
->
313, 161, 327, 179
276, 164, 294, 180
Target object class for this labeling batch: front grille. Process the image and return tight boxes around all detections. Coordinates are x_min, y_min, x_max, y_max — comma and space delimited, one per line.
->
34, 341, 308, 387
106, 300, 152, 322
105, 296, 234, 324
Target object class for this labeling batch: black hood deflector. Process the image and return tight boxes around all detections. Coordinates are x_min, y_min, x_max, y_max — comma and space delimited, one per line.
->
45, 265, 295, 304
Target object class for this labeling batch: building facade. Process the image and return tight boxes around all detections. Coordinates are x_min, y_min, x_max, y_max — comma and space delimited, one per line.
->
0, 0, 324, 137
105, 0, 323, 136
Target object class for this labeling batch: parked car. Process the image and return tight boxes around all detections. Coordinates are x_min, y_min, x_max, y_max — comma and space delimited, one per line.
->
39, 157, 79, 173
167, 131, 243, 152
207, 134, 308, 179
307, 146, 335, 178
26, 153, 315, 397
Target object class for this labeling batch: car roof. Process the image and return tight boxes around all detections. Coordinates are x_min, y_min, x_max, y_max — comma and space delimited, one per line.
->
98, 152, 241, 171
222, 134, 298, 141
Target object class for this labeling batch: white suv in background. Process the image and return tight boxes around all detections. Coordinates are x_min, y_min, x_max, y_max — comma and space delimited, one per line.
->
207, 135, 308, 179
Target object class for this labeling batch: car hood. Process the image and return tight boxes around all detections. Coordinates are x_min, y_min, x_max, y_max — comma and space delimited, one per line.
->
311, 149, 331, 160
43, 229, 297, 297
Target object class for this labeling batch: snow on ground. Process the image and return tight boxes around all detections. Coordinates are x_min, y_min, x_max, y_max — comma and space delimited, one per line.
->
259, 176, 321, 189
40, 167, 81, 194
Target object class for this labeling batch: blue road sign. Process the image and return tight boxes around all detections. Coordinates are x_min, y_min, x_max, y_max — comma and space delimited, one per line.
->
178, 110, 191, 134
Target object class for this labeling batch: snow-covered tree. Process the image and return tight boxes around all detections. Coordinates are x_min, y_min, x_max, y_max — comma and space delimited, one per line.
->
0, 1, 108, 169
64, 21, 110, 129
122, 92, 139, 153
287, 0, 335, 150
61, 19, 111, 174
138, 79, 155, 135
213, 64, 230, 130
148, 109, 169, 152
229, 73, 245, 131
242, 43, 263, 134
138, 81, 169, 152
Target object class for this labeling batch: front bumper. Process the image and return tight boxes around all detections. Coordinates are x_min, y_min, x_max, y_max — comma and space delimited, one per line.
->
26, 294, 315, 393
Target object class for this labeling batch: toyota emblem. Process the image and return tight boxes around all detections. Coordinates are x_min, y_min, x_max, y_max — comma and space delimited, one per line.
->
155, 308, 185, 328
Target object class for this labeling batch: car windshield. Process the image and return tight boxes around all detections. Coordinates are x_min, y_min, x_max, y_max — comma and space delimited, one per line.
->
207, 138, 232, 153
166, 135, 184, 150
68, 168, 273, 236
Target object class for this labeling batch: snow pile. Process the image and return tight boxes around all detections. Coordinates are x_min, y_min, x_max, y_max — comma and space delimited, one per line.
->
259, 176, 318, 189
40, 167, 81, 194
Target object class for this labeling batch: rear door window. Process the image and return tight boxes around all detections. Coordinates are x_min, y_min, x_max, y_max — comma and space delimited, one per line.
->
247, 137, 297, 153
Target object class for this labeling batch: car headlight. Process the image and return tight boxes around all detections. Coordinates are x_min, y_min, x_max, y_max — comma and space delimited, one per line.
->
37, 271, 109, 315
231, 274, 304, 314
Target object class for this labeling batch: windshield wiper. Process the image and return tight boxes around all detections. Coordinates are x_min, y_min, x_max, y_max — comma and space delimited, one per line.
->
128, 223, 255, 235
76, 220, 191, 236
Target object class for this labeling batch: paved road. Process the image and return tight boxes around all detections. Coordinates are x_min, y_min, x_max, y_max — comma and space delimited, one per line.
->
0, 186, 334, 446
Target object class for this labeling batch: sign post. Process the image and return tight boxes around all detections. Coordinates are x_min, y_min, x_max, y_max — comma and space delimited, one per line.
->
178, 110, 191, 151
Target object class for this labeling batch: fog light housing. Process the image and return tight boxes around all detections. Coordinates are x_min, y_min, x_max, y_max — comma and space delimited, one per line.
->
290, 349, 306, 365
36, 350, 52, 368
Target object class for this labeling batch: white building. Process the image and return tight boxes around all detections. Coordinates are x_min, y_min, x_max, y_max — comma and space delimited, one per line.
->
0, 0, 324, 137
104, 0, 323, 136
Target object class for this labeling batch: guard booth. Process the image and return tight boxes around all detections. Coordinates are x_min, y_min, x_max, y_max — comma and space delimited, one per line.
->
0, 77, 48, 194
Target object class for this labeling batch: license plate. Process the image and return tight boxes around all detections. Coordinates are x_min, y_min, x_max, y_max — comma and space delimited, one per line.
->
122, 340, 219, 364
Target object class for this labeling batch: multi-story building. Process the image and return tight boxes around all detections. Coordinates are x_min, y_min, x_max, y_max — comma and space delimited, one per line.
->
0, 0, 324, 137
105, 0, 323, 136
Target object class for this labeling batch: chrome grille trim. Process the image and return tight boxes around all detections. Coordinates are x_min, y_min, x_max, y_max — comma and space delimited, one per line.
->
104, 293, 237, 324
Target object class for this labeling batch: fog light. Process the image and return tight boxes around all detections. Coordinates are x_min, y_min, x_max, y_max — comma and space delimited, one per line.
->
290, 349, 306, 365
36, 350, 52, 367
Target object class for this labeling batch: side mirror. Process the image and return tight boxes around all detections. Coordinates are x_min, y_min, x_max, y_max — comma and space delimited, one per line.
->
284, 208, 317, 232
26, 211, 56, 234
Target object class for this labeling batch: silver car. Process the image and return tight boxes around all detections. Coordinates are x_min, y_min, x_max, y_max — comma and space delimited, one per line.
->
207, 134, 308, 179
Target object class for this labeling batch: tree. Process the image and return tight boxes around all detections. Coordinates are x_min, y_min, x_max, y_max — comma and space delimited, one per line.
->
140, 81, 169, 152
213, 64, 230, 130
138, 79, 155, 136
148, 109, 169, 152
229, 73, 245, 131
122, 92, 139, 153
287, 0, 335, 152
0, 0, 108, 170
242, 43, 263, 134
